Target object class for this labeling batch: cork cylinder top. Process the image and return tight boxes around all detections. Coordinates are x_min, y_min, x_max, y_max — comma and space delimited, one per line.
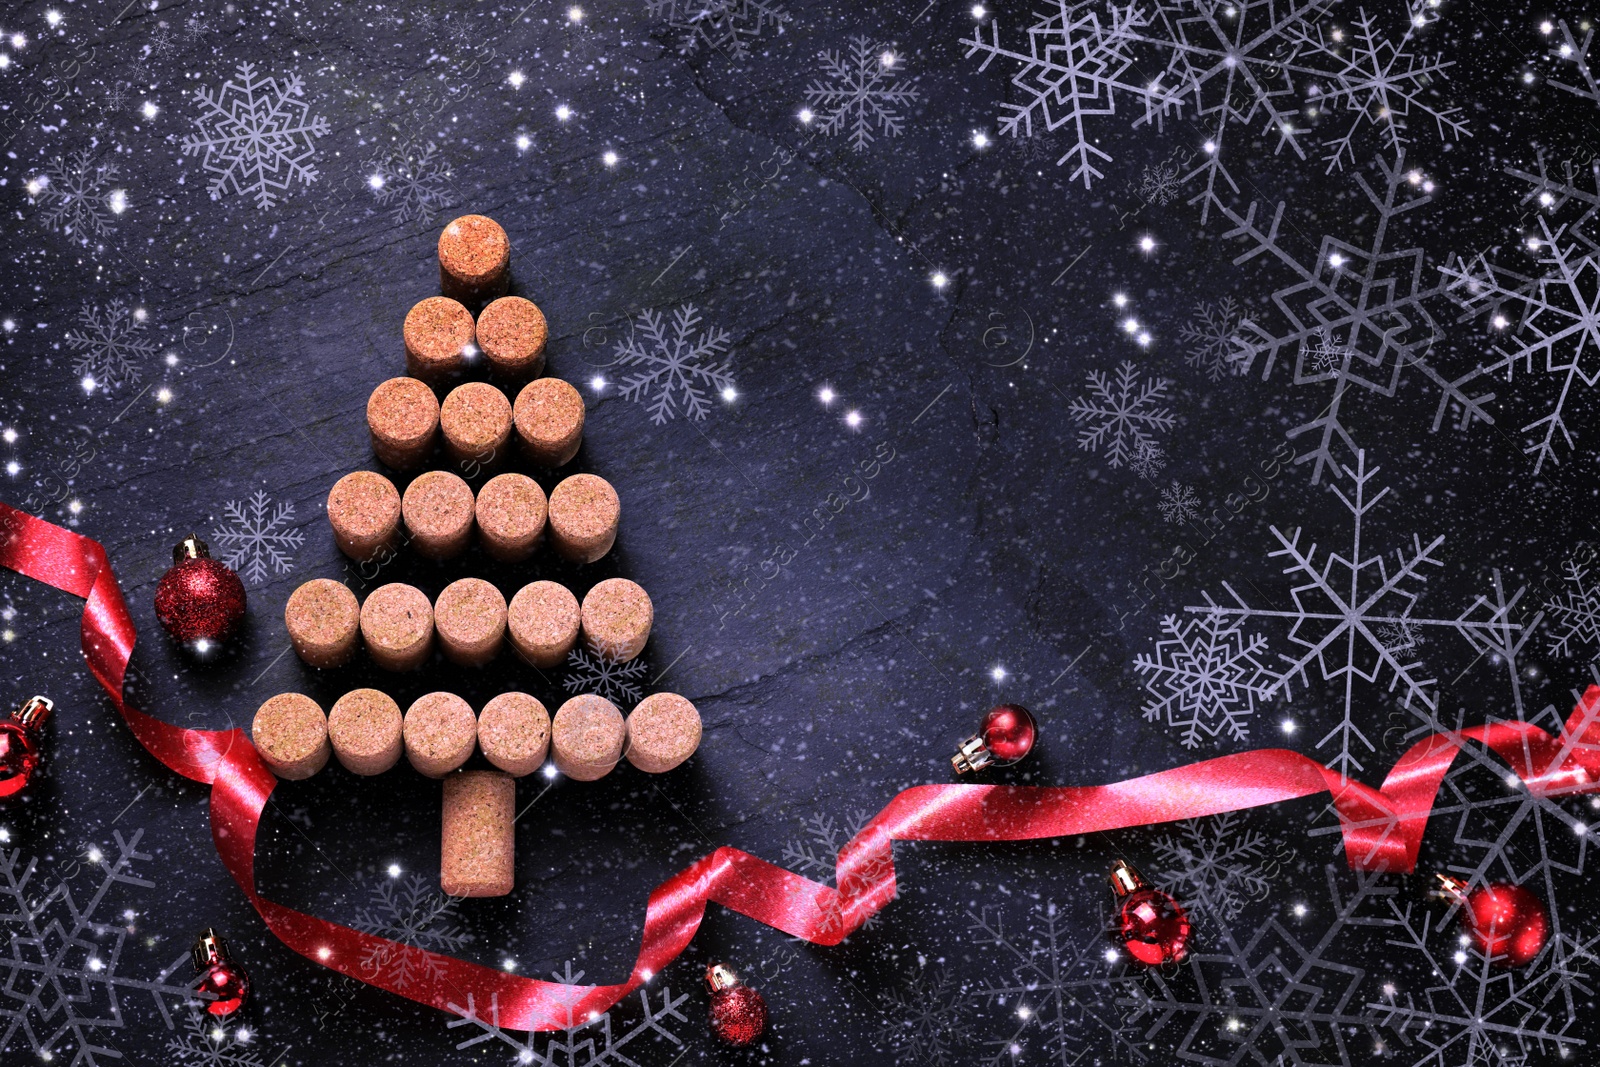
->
438, 215, 510, 306
547, 474, 620, 564
476, 297, 547, 380
475, 473, 546, 562
401, 470, 475, 560
403, 297, 475, 382
478, 692, 550, 777
507, 580, 581, 668
513, 377, 585, 468
367, 377, 440, 470
551, 695, 626, 781
440, 382, 513, 464
360, 583, 435, 671
625, 693, 701, 774
434, 577, 508, 667
328, 689, 404, 775
581, 578, 653, 663
252, 693, 330, 780
327, 471, 401, 562
284, 578, 361, 669
403, 692, 478, 778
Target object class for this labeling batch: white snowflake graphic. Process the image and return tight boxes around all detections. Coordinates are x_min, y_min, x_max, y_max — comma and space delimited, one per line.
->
211, 490, 305, 585
66, 299, 158, 392
180, 62, 330, 210
874, 967, 967, 1065
448, 962, 688, 1064
1151, 812, 1284, 923
1067, 360, 1175, 469
28, 148, 127, 244
1547, 554, 1600, 661
133, 26, 180, 81
1177, 297, 1247, 381
166, 1010, 267, 1067
646, 0, 790, 60
1443, 216, 1600, 472
781, 808, 886, 938
1157, 480, 1202, 525
351, 872, 469, 994
1134, 611, 1282, 748
1127, 439, 1168, 480
364, 139, 453, 225
803, 36, 921, 153
1, 830, 203, 1065
1136, 155, 1184, 205
1507, 152, 1600, 252
563, 645, 648, 706
1543, 18, 1600, 110
611, 305, 734, 424
1221, 153, 1494, 484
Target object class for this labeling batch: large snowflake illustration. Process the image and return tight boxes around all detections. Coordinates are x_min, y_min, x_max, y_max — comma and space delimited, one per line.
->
166, 1011, 267, 1067
1178, 297, 1246, 381
1220, 153, 1494, 484
1134, 611, 1282, 748
1548, 554, 1600, 661
211, 490, 305, 585
874, 967, 967, 1065
364, 139, 454, 225
28, 148, 126, 244
803, 37, 921, 153
1543, 18, 1600, 110
611, 305, 734, 424
1507, 152, 1600, 252
180, 62, 330, 210
448, 963, 688, 1064
1, 830, 202, 1065
563, 644, 648, 706
1151, 812, 1285, 924
66, 299, 158, 392
351, 872, 470, 993
646, 0, 790, 60
781, 808, 885, 937
1443, 216, 1600, 472
1067, 360, 1175, 469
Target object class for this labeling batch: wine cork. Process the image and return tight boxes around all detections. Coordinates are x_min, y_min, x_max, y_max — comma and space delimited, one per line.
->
547, 474, 619, 563
401, 470, 475, 560
328, 688, 404, 775
284, 579, 360, 669
327, 471, 401, 562
404, 692, 478, 778
434, 577, 507, 667
625, 693, 701, 774
252, 693, 330, 780
507, 581, 580, 668
403, 296, 476, 382
367, 377, 440, 470
360, 583, 434, 671
513, 377, 585, 467
551, 695, 625, 781
440, 382, 512, 465
441, 770, 515, 897
478, 692, 550, 777
475, 473, 546, 562
580, 578, 653, 662
476, 296, 547, 380
438, 215, 511, 307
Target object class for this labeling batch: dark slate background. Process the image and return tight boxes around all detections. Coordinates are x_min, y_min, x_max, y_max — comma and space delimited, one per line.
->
2, 1, 1599, 1064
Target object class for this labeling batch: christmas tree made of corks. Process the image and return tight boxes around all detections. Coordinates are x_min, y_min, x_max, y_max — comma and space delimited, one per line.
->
250, 215, 701, 898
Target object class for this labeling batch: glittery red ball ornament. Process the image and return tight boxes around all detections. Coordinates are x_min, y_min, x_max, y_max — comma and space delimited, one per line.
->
1110, 860, 1191, 965
1436, 875, 1549, 968
154, 536, 246, 651
192, 929, 250, 1015
0, 697, 52, 799
951, 704, 1037, 773
706, 963, 766, 1046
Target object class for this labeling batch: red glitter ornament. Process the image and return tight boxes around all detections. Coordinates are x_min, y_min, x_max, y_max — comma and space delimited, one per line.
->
1110, 860, 1191, 965
951, 704, 1037, 773
706, 963, 766, 1046
1436, 874, 1549, 967
0, 696, 52, 799
192, 928, 250, 1015
153, 535, 246, 652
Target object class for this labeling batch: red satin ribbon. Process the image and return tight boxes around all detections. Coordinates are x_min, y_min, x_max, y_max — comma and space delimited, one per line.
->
4, 500, 1599, 1031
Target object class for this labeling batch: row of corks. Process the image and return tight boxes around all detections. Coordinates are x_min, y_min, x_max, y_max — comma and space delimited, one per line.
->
327, 467, 617, 565
366, 375, 586, 473
285, 576, 651, 671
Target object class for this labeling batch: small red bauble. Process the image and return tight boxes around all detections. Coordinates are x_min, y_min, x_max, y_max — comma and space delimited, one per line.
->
154, 535, 246, 652
706, 963, 766, 1046
0, 696, 53, 799
1436, 874, 1549, 968
192, 929, 250, 1015
951, 704, 1037, 773
1110, 860, 1191, 965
